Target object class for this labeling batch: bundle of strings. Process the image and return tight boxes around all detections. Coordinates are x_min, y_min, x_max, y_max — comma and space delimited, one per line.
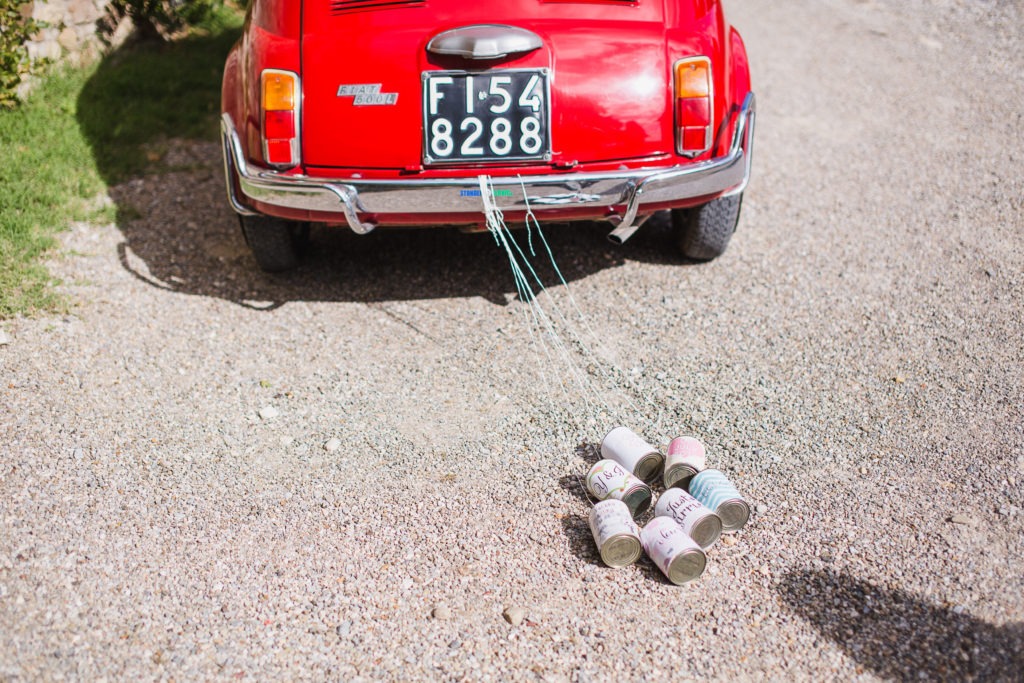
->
477, 175, 664, 442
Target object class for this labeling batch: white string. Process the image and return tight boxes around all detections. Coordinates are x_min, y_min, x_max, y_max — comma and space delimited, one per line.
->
479, 175, 667, 442
516, 178, 666, 434
479, 177, 583, 429
479, 177, 612, 435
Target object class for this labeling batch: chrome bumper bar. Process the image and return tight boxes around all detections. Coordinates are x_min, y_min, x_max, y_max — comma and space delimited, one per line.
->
222, 93, 755, 236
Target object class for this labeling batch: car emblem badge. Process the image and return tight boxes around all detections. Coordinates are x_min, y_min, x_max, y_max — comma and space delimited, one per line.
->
337, 83, 398, 106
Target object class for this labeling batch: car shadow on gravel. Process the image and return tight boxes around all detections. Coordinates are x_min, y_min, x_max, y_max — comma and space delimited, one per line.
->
779, 568, 1024, 681
74, 29, 694, 308
107, 160, 686, 308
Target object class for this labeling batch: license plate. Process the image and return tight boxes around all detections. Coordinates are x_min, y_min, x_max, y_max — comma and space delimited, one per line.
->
423, 69, 550, 164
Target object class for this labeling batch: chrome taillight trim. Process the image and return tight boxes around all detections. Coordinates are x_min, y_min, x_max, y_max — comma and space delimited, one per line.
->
673, 56, 713, 158
260, 69, 301, 170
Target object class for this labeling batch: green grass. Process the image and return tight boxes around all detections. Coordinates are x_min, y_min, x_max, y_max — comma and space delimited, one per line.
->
0, 8, 242, 318
78, 18, 242, 182
0, 67, 102, 317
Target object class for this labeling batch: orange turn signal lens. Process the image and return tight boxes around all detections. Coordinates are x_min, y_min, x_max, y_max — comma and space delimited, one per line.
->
262, 70, 297, 112
675, 57, 711, 99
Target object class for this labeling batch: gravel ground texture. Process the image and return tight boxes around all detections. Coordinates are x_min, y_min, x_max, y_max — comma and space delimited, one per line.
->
2, 0, 1023, 680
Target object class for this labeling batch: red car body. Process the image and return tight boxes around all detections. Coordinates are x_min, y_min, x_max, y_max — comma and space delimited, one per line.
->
221, 0, 755, 270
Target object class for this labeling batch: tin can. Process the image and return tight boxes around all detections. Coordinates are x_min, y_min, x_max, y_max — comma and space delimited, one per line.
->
641, 516, 707, 585
663, 436, 707, 489
654, 487, 723, 549
588, 499, 643, 568
601, 426, 665, 485
585, 459, 652, 518
688, 469, 750, 532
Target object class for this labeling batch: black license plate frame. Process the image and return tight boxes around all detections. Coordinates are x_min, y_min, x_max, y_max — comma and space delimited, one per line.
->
422, 69, 551, 165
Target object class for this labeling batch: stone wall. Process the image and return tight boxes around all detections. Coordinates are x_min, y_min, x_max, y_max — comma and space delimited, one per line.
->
16, 0, 132, 97
21, 0, 131, 67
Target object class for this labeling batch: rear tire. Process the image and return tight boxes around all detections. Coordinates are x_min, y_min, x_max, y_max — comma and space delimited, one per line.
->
671, 193, 743, 261
238, 215, 306, 272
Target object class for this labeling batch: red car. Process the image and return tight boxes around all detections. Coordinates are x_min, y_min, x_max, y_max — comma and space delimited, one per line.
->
221, 0, 755, 271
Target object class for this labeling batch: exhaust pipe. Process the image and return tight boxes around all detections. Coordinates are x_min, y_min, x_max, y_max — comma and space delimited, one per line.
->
607, 213, 652, 245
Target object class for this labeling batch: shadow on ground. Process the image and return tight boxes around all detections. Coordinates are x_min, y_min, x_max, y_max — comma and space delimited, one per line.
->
779, 568, 1024, 681
76, 30, 697, 309
113, 162, 683, 309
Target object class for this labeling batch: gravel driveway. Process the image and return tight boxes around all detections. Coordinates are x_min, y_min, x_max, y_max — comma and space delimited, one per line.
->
2, 0, 1022, 679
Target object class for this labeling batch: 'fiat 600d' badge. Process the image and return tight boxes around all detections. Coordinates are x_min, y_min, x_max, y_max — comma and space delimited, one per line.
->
337, 84, 398, 106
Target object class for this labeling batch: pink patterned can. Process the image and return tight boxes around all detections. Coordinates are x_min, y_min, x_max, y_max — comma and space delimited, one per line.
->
588, 499, 643, 568
663, 436, 708, 489
654, 487, 723, 550
641, 516, 707, 585
585, 459, 652, 518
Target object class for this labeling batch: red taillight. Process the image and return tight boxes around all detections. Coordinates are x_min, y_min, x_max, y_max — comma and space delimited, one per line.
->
261, 69, 300, 168
675, 57, 712, 158
264, 111, 295, 139
676, 98, 710, 127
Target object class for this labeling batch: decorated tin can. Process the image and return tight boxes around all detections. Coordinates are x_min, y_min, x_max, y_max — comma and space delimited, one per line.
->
588, 499, 643, 568
688, 469, 750, 532
654, 487, 723, 549
601, 426, 665, 485
641, 516, 707, 585
585, 459, 652, 518
663, 436, 708, 489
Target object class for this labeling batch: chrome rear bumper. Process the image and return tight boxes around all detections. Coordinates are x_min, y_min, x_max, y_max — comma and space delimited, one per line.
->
222, 93, 755, 236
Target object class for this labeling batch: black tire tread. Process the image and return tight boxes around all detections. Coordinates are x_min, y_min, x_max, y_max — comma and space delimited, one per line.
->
672, 193, 743, 261
238, 215, 300, 272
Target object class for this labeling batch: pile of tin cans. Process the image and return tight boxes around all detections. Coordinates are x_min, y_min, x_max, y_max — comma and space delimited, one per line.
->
584, 426, 750, 585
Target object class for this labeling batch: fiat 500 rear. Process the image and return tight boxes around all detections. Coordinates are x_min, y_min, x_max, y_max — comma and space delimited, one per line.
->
221, 0, 755, 271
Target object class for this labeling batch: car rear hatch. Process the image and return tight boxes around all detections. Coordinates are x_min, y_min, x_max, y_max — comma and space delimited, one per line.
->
300, 0, 673, 170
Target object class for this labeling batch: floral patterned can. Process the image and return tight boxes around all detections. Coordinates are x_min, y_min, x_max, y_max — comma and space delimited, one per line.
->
585, 459, 652, 518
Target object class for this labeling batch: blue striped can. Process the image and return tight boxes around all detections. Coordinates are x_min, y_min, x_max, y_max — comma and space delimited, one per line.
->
688, 469, 750, 532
